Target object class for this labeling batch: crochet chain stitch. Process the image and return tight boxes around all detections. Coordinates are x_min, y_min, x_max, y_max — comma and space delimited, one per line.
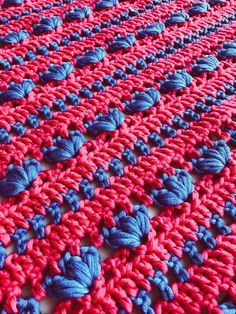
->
0, 0, 236, 313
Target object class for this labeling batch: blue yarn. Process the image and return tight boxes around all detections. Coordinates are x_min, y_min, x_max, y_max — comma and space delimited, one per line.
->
218, 41, 236, 60
125, 64, 139, 75
161, 124, 176, 138
150, 169, 194, 208
11, 122, 25, 137
228, 129, 236, 146
183, 240, 203, 265
109, 158, 124, 177
195, 102, 211, 113
53, 98, 67, 111
11, 228, 29, 254
17, 297, 40, 314
49, 41, 59, 51
114, 69, 128, 80
130, 290, 155, 314
13, 56, 24, 65
0, 30, 29, 46
62, 189, 79, 211
93, 167, 109, 188
92, 80, 106, 92
102, 204, 150, 249
33, 16, 62, 35
122, 147, 137, 165
134, 139, 150, 156
0, 159, 41, 197
137, 22, 165, 38
188, 2, 210, 16
45, 246, 101, 299
86, 108, 124, 135
70, 32, 82, 42
166, 255, 189, 283
166, 11, 189, 26
148, 132, 164, 147
95, 0, 118, 11
66, 93, 80, 106
148, 271, 174, 301
197, 225, 216, 249
76, 47, 106, 68
45, 201, 62, 224
0, 59, 11, 70
79, 179, 94, 199
108, 34, 135, 52
209, 0, 226, 6
39, 62, 74, 84
43, 130, 85, 163
192, 140, 230, 174
136, 58, 147, 70
27, 214, 45, 239
0, 128, 10, 144
103, 75, 116, 86
219, 302, 236, 314
172, 115, 189, 129
192, 55, 219, 75
65, 6, 92, 22
184, 108, 201, 121
0, 242, 6, 269
38, 105, 52, 120
27, 115, 39, 129
160, 70, 192, 92
210, 212, 231, 235
3, 0, 24, 7
80, 87, 93, 98
0, 79, 35, 105
36, 45, 49, 56
125, 88, 160, 113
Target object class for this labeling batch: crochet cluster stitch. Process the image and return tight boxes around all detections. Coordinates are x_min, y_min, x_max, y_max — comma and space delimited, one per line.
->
0, 0, 236, 313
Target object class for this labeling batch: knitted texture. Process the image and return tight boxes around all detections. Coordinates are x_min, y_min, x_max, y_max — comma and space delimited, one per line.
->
0, 0, 236, 313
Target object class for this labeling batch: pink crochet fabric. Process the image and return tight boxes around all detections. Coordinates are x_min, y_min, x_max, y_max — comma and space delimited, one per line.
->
0, 0, 236, 313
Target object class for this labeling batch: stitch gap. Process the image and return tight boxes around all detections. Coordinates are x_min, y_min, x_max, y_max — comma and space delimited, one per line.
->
40, 296, 57, 314
41, 161, 53, 171
5, 242, 15, 255
98, 246, 114, 263
147, 204, 159, 219
21, 282, 32, 297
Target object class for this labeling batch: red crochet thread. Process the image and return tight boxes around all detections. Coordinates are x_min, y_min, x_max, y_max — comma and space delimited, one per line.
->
0, 0, 236, 313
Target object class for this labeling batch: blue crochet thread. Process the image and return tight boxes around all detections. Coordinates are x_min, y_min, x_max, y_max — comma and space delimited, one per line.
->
0, 242, 6, 269
0, 79, 35, 105
95, 0, 118, 11
166, 255, 189, 283
102, 204, 150, 249
93, 167, 109, 188
161, 124, 176, 138
39, 62, 74, 84
130, 290, 155, 314
191, 55, 219, 76
150, 169, 194, 208
218, 41, 236, 60
43, 131, 85, 163
0, 128, 10, 144
44, 246, 101, 299
192, 140, 230, 174
65, 6, 92, 22
108, 34, 135, 52
76, 47, 106, 68
134, 139, 150, 156
10, 122, 26, 137
148, 132, 164, 147
172, 115, 189, 129
37, 105, 53, 120
109, 158, 124, 177
219, 302, 236, 314
183, 240, 203, 265
122, 147, 137, 165
148, 271, 174, 301
210, 212, 231, 235
62, 189, 79, 211
137, 22, 165, 38
228, 129, 236, 146
184, 108, 201, 121
17, 297, 40, 314
33, 16, 62, 35
197, 225, 216, 249
0, 30, 29, 46
124, 88, 160, 113
0, 59, 11, 70
79, 179, 94, 200
27, 115, 39, 129
165, 11, 189, 26
45, 201, 62, 224
209, 0, 226, 5
0, 159, 41, 197
11, 228, 29, 254
86, 108, 124, 135
2, 0, 24, 7
27, 214, 46, 239
188, 2, 210, 16
160, 70, 192, 92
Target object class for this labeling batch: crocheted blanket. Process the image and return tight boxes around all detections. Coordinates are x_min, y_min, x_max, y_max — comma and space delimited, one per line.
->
0, 0, 236, 313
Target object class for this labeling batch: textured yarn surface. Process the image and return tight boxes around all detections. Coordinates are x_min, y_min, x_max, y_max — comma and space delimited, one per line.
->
0, 0, 236, 313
